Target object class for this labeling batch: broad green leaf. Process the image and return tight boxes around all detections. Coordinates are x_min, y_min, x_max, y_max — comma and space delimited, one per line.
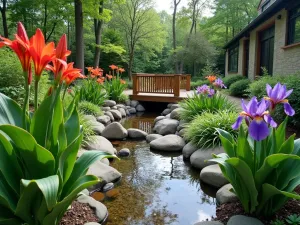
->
219, 135, 235, 157
274, 118, 288, 153
64, 93, 79, 121
0, 172, 18, 211
236, 128, 254, 171
0, 133, 23, 195
255, 154, 300, 188
42, 175, 99, 225
61, 151, 115, 199
0, 206, 22, 225
0, 125, 55, 179
0, 93, 28, 128
278, 134, 295, 154
64, 108, 80, 145
216, 128, 235, 143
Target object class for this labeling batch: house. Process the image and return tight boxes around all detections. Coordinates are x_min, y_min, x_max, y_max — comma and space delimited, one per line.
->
224, 0, 300, 79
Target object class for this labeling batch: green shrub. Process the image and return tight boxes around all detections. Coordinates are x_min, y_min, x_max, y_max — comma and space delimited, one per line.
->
118, 93, 129, 103
79, 112, 96, 145
76, 79, 107, 106
191, 79, 210, 89
103, 76, 127, 102
229, 79, 251, 97
185, 110, 239, 149
78, 101, 103, 117
248, 74, 300, 127
223, 75, 246, 88
179, 93, 237, 122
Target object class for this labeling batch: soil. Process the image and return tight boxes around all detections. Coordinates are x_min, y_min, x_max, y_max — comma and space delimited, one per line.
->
60, 201, 99, 225
215, 186, 300, 225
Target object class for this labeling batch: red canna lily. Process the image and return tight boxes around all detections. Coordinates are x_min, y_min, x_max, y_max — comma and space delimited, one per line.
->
97, 77, 105, 84
109, 64, 118, 70
91, 67, 103, 77
29, 28, 55, 78
106, 74, 113, 80
86, 67, 93, 72
119, 68, 125, 73
61, 62, 85, 86
0, 22, 32, 82
206, 75, 217, 84
120, 79, 126, 85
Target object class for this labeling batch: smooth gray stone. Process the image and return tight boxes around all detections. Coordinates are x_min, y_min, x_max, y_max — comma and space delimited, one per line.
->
153, 119, 179, 135
216, 184, 238, 205
90, 121, 105, 135
101, 106, 111, 112
87, 161, 121, 183
118, 148, 131, 157
128, 128, 148, 139
84, 136, 115, 155
111, 106, 117, 110
103, 100, 116, 107
104, 111, 114, 121
83, 115, 97, 122
227, 215, 264, 225
109, 110, 122, 120
200, 164, 229, 188
150, 135, 185, 151
190, 147, 224, 170
128, 107, 137, 114
130, 100, 139, 108
101, 122, 128, 140
97, 115, 111, 124
103, 182, 114, 192
146, 134, 163, 143
170, 104, 180, 111
116, 104, 126, 109
136, 104, 145, 112
170, 108, 182, 120
154, 116, 165, 124
118, 108, 126, 117
183, 142, 198, 158
162, 108, 171, 116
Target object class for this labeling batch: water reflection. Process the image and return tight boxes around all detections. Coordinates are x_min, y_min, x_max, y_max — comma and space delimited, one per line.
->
105, 114, 216, 225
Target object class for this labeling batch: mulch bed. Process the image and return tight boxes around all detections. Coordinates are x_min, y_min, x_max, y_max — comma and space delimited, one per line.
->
60, 201, 99, 225
215, 186, 300, 225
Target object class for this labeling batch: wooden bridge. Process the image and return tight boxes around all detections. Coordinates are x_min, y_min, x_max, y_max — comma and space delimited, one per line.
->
128, 73, 192, 103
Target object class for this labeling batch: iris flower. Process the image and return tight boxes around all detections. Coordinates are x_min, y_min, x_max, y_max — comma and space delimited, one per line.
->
232, 97, 277, 141
196, 85, 215, 97
265, 83, 295, 116
213, 78, 226, 89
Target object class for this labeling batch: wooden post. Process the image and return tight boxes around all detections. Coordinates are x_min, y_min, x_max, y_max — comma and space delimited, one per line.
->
174, 74, 180, 97
133, 74, 138, 95
186, 74, 191, 91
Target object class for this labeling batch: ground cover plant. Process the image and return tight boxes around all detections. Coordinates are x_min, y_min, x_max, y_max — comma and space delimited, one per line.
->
211, 82, 300, 217
223, 74, 246, 88
0, 22, 114, 224
229, 79, 250, 97
78, 101, 103, 117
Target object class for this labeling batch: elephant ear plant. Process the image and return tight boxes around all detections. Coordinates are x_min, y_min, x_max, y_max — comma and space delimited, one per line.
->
0, 22, 115, 224
210, 82, 300, 217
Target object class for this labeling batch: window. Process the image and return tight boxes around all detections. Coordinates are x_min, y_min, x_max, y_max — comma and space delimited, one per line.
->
228, 44, 239, 73
261, 0, 271, 12
288, 6, 300, 45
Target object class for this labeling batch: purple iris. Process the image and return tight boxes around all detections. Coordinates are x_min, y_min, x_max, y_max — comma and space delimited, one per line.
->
232, 97, 277, 141
265, 83, 295, 116
196, 85, 210, 95
208, 89, 215, 97
213, 78, 227, 89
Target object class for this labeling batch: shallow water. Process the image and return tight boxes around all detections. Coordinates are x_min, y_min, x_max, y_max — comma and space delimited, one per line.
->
104, 113, 217, 225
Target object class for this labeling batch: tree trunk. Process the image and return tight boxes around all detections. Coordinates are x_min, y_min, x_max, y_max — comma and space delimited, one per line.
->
93, 1, 104, 68
0, 0, 8, 38
128, 50, 134, 80
74, 0, 84, 73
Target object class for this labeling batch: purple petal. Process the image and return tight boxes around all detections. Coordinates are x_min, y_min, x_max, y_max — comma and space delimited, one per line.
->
248, 97, 258, 115
264, 114, 277, 128
241, 99, 248, 112
277, 84, 286, 100
283, 89, 293, 99
284, 103, 295, 116
232, 116, 244, 130
266, 84, 272, 97
249, 120, 270, 141
271, 83, 281, 100
256, 99, 268, 116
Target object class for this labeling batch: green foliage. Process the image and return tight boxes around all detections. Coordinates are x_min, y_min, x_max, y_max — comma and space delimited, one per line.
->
103, 76, 127, 102
118, 93, 129, 103
271, 219, 285, 225
229, 79, 251, 97
201, 60, 221, 78
223, 75, 246, 88
286, 214, 300, 225
210, 119, 300, 217
191, 80, 210, 89
185, 110, 239, 149
0, 92, 115, 224
79, 113, 96, 145
248, 74, 300, 127
78, 101, 103, 117
179, 93, 237, 122
76, 79, 107, 106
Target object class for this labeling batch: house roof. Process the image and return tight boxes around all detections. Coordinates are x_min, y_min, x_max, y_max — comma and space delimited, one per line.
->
223, 0, 284, 49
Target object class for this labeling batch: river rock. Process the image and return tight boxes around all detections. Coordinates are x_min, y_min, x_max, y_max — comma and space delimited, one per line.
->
165, 113, 171, 119
170, 104, 180, 111
109, 110, 122, 120
136, 104, 145, 112
116, 104, 126, 109
101, 158, 110, 165
103, 182, 114, 192
91, 121, 106, 135
84, 136, 115, 155
178, 128, 186, 138
177, 120, 187, 131
170, 108, 181, 120
77, 194, 108, 223
190, 147, 224, 170
83, 115, 96, 122
125, 100, 131, 106
150, 135, 185, 151
104, 111, 114, 121
87, 160, 121, 183
216, 184, 238, 205
146, 134, 163, 143
128, 128, 148, 139
118, 108, 126, 117
200, 164, 229, 188
126, 109, 130, 116
162, 108, 171, 116
194, 222, 224, 225
153, 119, 179, 135
227, 215, 264, 225
111, 106, 117, 110
154, 116, 165, 124
183, 142, 198, 158
97, 115, 111, 124
167, 103, 173, 108
118, 148, 130, 157
130, 100, 139, 108
101, 107, 111, 112
104, 100, 116, 107
101, 122, 128, 140
128, 107, 137, 114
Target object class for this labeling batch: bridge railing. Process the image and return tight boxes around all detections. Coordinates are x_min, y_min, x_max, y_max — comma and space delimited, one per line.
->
132, 73, 191, 97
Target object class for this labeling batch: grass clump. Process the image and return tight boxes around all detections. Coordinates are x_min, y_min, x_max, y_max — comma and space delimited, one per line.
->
229, 79, 251, 97
179, 93, 236, 122
184, 110, 239, 149
78, 101, 103, 117
77, 79, 107, 106
223, 75, 246, 88
79, 112, 96, 145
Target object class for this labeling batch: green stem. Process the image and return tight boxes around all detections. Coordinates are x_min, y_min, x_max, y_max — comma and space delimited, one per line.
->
34, 78, 39, 111
253, 140, 257, 173
62, 85, 67, 101
22, 73, 30, 130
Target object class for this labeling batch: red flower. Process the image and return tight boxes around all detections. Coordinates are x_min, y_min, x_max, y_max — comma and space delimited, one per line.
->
97, 77, 105, 84
109, 64, 118, 70
120, 79, 126, 84
91, 67, 103, 77
206, 75, 217, 84
119, 68, 125, 73
61, 62, 85, 86
106, 74, 113, 80
29, 28, 55, 78
0, 22, 32, 83
86, 67, 93, 72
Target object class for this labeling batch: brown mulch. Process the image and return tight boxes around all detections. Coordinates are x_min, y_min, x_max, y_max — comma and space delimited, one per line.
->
60, 201, 99, 225
215, 186, 300, 225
